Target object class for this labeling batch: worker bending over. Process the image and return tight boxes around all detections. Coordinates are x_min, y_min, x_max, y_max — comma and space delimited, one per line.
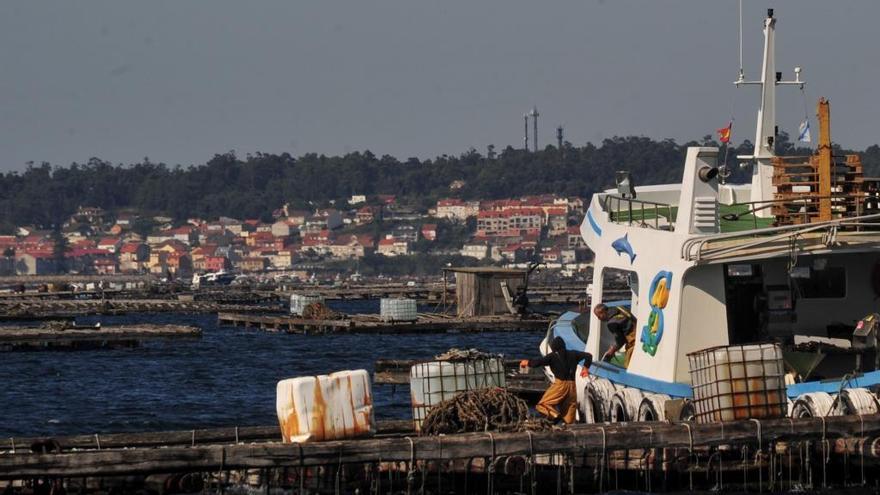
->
520, 336, 592, 424
593, 303, 637, 368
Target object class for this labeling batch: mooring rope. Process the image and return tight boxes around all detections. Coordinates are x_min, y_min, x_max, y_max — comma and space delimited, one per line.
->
680, 422, 695, 490
599, 426, 607, 493
486, 432, 496, 495
526, 430, 537, 495
750, 419, 763, 492
859, 413, 866, 486
405, 436, 416, 495
295, 442, 305, 494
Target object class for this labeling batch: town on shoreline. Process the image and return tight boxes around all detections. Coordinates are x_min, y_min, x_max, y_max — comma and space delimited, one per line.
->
1, 193, 591, 284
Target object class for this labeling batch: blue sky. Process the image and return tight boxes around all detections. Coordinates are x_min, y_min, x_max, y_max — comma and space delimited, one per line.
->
0, 1, 877, 170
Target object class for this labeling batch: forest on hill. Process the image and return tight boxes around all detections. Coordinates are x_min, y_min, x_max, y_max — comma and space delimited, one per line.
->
1, 132, 878, 232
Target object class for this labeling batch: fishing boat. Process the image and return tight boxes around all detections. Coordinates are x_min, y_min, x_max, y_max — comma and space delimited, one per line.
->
543, 8, 880, 423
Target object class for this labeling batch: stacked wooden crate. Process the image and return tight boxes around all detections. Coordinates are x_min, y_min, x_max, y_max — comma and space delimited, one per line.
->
772, 98, 863, 225
772, 153, 863, 225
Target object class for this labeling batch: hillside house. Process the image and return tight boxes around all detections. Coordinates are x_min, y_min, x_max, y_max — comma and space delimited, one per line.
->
97, 237, 122, 253
329, 235, 368, 259
391, 225, 419, 243
246, 232, 276, 249
546, 207, 569, 236
356, 206, 382, 225
94, 257, 118, 275
435, 199, 480, 222
119, 243, 150, 273
377, 238, 409, 257
421, 224, 437, 241
460, 243, 489, 260
567, 226, 586, 248
236, 257, 268, 272
194, 255, 231, 273
476, 208, 544, 237
271, 220, 295, 238
268, 250, 295, 269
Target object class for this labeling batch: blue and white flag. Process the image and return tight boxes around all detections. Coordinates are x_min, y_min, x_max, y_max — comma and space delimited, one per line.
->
798, 119, 812, 143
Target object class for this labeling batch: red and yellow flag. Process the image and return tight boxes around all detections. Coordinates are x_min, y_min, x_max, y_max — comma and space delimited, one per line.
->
716, 122, 732, 144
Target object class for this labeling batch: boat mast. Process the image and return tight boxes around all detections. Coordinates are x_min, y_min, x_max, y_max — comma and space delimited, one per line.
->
736, 8, 804, 218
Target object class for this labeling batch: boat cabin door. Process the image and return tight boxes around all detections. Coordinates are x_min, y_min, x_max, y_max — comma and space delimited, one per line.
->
724, 263, 766, 344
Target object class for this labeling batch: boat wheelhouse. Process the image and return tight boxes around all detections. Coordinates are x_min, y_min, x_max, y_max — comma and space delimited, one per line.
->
544, 9, 880, 423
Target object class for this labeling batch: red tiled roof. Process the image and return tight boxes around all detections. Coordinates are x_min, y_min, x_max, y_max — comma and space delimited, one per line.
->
155, 239, 188, 253
119, 243, 145, 254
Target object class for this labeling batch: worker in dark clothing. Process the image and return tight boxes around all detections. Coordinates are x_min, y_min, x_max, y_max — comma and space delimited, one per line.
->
593, 303, 637, 368
520, 336, 592, 424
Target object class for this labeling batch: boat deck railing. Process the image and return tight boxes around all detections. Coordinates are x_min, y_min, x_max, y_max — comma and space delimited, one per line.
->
601, 195, 676, 230
682, 209, 880, 262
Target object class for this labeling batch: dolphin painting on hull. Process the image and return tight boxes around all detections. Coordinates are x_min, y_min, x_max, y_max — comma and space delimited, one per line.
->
612, 234, 636, 264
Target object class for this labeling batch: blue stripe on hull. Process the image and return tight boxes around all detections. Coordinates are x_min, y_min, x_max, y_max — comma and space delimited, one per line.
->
590, 363, 694, 398
587, 210, 602, 236
785, 370, 880, 399
550, 311, 880, 403
590, 365, 880, 402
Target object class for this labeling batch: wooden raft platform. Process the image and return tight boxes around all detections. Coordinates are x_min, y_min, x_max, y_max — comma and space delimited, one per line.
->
0, 300, 283, 320
4, 414, 880, 482
217, 312, 550, 334
4, 420, 415, 453
0, 324, 201, 351
276, 284, 624, 305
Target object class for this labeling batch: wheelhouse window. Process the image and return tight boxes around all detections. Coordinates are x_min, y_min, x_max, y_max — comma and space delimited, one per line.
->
791, 263, 846, 299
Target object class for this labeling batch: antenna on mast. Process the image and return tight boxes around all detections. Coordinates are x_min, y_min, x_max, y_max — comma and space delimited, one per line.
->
735, 8, 806, 217
737, 0, 744, 81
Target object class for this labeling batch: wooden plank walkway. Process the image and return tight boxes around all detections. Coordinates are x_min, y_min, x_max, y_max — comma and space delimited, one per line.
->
0, 324, 201, 351
217, 312, 551, 334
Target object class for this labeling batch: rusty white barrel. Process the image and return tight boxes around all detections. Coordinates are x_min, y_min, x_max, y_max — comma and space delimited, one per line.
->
687, 343, 787, 423
276, 369, 375, 443
380, 298, 417, 322
289, 294, 323, 316
409, 358, 506, 431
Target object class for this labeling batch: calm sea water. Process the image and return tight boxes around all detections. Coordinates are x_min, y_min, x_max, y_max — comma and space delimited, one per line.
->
0, 300, 551, 438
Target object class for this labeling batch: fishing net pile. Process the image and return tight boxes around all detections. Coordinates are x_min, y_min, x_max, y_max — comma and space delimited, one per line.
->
420, 387, 538, 435
301, 302, 343, 321
434, 348, 501, 361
